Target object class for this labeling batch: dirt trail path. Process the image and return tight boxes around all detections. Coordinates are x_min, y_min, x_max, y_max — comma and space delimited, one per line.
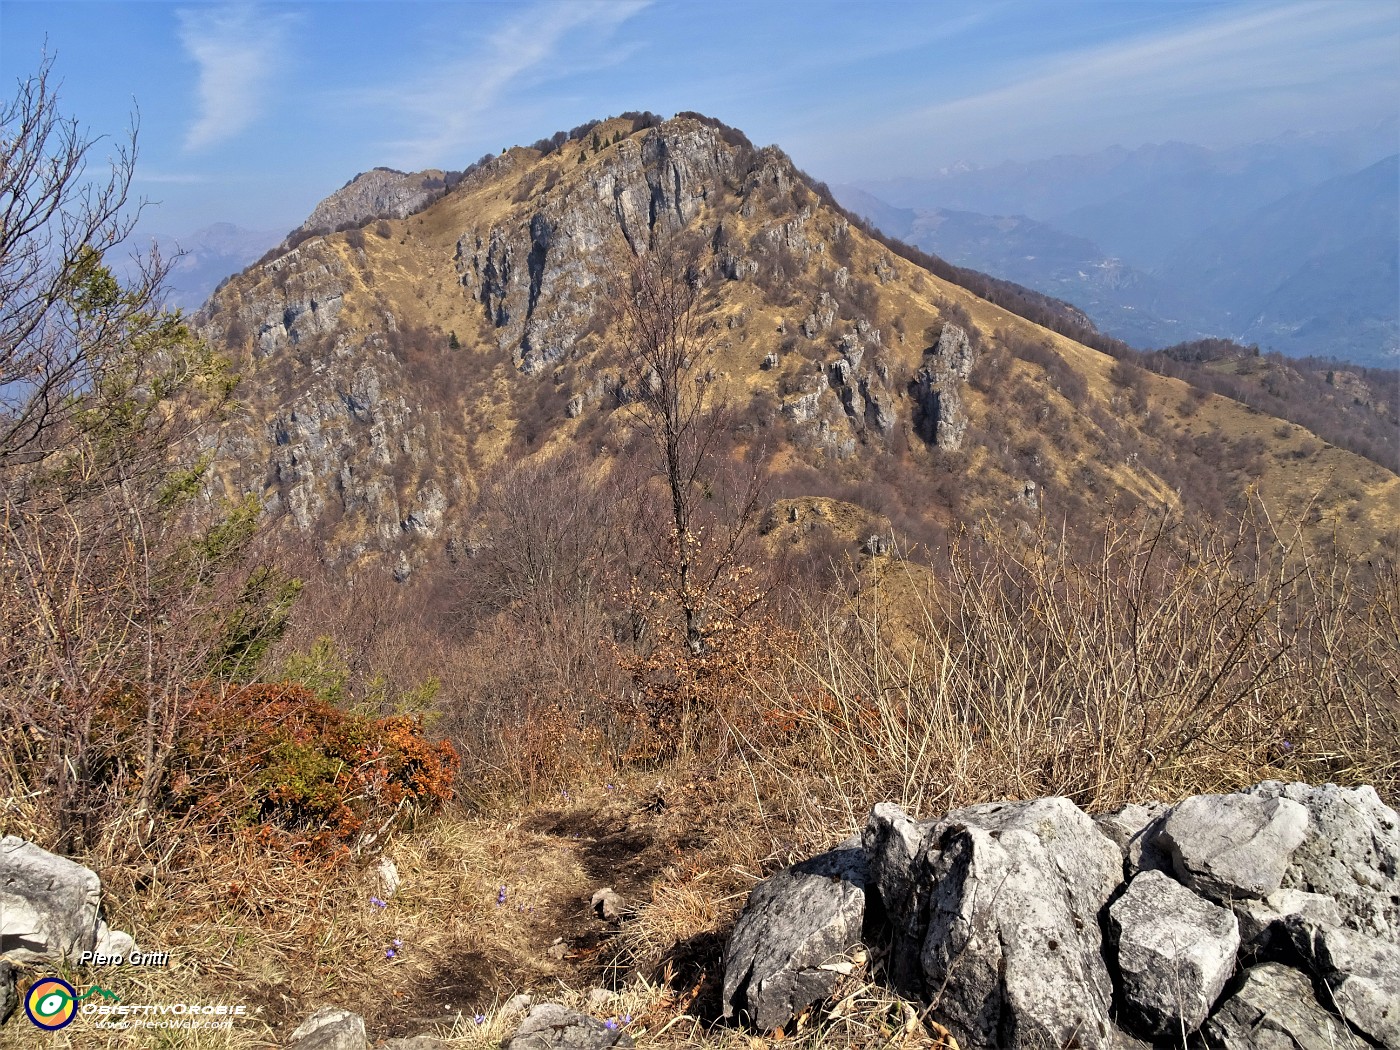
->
387, 780, 755, 1037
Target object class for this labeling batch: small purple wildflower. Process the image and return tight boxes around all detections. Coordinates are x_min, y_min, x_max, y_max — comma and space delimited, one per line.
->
393, 938, 402, 947
385, 949, 396, 959
604, 1019, 617, 1031
497, 885, 507, 906
622, 1014, 632, 1025
1281, 740, 1293, 751
474, 1014, 486, 1025
369, 896, 387, 908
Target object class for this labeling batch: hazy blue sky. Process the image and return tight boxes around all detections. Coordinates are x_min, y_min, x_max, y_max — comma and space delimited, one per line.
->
2, 1, 1397, 236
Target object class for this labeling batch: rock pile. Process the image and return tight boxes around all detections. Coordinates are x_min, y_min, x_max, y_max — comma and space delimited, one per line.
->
721, 781, 1399, 1048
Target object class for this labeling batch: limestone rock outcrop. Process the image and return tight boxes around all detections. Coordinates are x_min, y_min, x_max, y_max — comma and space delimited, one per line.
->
1157, 793, 1309, 903
283, 1007, 464, 1049
912, 323, 975, 450
1246, 779, 1400, 940
0, 835, 133, 965
456, 123, 741, 374
285, 1006, 369, 1050
0, 961, 15, 1026
722, 781, 1399, 1048
1108, 869, 1240, 1036
300, 167, 446, 235
503, 1003, 634, 1049
1277, 914, 1400, 1047
1202, 962, 1353, 1049
721, 839, 867, 1032
920, 807, 1119, 1047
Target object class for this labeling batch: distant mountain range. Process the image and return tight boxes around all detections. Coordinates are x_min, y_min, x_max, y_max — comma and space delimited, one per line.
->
839, 126, 1399, 367
1160, 156, 1398, 363
151, 222, 282, 313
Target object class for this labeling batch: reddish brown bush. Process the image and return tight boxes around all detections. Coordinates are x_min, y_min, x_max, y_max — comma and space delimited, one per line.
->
98, 683, 458, 854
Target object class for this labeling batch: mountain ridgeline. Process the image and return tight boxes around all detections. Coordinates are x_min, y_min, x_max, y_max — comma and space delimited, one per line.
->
195, 113, 1399, 576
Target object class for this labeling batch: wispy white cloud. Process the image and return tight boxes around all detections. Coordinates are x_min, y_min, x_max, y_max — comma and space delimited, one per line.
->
926, 4, 1392, 123
827, 1, 1400, 172
358, 0, 651, 168
178, 4, 296, 152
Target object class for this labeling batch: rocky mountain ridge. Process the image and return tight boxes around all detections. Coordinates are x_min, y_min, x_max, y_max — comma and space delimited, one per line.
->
298, 166, 449, 240
194, 113, 1400, 576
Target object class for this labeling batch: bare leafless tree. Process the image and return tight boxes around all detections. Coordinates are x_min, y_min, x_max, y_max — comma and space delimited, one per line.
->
464, 449, 629, 625
619, 234, 764, 654
0, 57, 265, 857
0, 54, 172, 466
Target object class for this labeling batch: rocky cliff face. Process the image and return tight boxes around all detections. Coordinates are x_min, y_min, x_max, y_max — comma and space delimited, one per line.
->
194, 113, 1400, 575
455, 124, 741, 373
197, 239, 458, 575
300, 167, 447, 235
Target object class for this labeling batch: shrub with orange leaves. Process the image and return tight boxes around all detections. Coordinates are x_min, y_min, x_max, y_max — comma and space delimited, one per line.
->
150, 683, 457, 853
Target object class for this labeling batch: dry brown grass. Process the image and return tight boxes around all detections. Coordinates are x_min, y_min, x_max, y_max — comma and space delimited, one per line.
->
750, 509, 1399, 827
5, 809, 595, 1047
4, 764, 815, 1047
7, 500, 1395, 1048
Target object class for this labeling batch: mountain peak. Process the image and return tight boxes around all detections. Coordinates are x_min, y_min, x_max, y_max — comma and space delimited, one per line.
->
194, 111, 1399, 574
297, 166, 450, 240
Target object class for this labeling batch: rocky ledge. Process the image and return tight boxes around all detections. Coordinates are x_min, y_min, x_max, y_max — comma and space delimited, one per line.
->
722, 780, 1399, 1048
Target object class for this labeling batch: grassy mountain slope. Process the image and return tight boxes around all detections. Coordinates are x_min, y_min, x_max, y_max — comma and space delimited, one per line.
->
195, 115, 1398, 574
